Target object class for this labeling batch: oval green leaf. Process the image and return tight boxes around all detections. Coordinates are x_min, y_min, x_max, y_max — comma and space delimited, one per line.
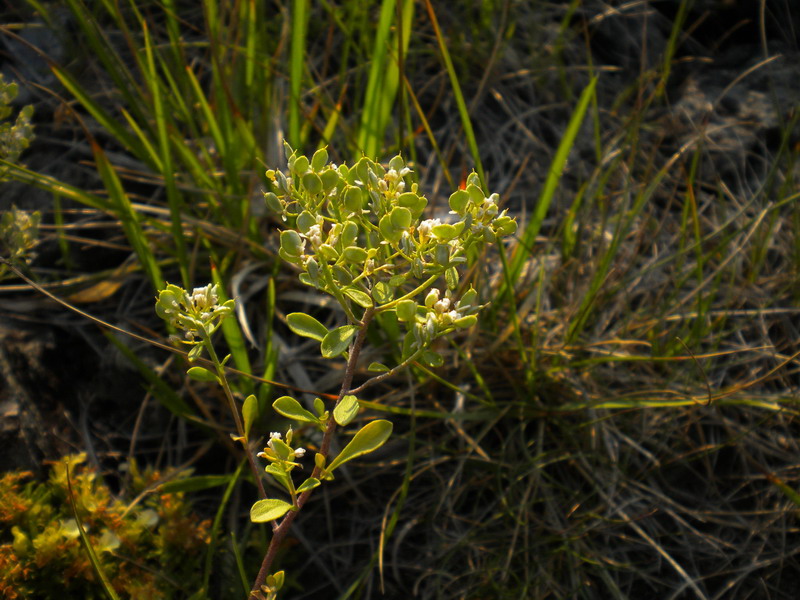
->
296, 477, 321, 494
342, 246, 368, 263
280, 230, 304, 256
302, 172, 323, 195
311, 147, 328, 171
287, 312, 328, 342
379, 214, 403, 243
296, 211, 316, 233
187, 366, 219, 384
321, 325, 357, 358
243, 394, 258, 437
431, 223, 458, 241
396, 299, 417, 322
273, 396, 320, 424
327, 419, 393, 473
390, 206, 412, 229
448, 189, 470, 214
343, 287, 373, 308
250, 498, 294, 523
333, 394, 359, 426
371, 281, 393, 304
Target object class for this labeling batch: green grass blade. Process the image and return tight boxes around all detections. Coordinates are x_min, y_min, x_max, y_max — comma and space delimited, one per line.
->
50, 66, 146, 161
65, 460, 122, 600
0, 159, 111, 211
289, 0, 309, 148
184, 65, 227, 160
203, 459, 246, 595
143, 21, 189, 287
92, 141, 164, 291
259, 275, 279, 415
230, 531, 250, 598
507, 76, 597, 286
212, 263, 254, 395
356, 0, 414, 159
423, 0, 485, 189
64, 0, 150, 127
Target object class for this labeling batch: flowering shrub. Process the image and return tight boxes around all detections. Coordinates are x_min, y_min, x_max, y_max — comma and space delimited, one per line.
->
155, 145, 516, 598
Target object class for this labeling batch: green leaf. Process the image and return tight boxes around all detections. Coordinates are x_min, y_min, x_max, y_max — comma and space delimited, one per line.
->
342, 246, 368, 263
368, 362, 390, 373
333, 394, 359, 426
343, 286, 373, 308
390, 206, 412, 229
287, 312, 328, 342
321, 325, 358, 358
311, 147, 328, 171
302, 171, 322, 194
327, 420, 393, 473
397, 191, 427, 217
296, 211, 316, 233
187, 366, 220, 384
268, 570, 285, 591
431, 223, 458, 241
448, 189, 470, 214
65, 461, 122, 600
396, 299, 417, 322
243, 395, 258, 437
313, 397, 326, 417
280, 230, 304, 256
272, 396, 320, 425
343, 186, 363, 213
379, 213, 403, 243
371, 281, 393, 304
421, 350, 444, 367
454, 315, 478, 329
296, 477, 320, 494
250, 498, 294, 523
265, 464, 292, 494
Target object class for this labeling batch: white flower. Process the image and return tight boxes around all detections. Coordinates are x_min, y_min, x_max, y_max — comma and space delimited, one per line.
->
293, 447, 306, 458
418, 218, 441, 237
267, 431, 282, 451
306, 224, 323, 248
434, 298, 451, 314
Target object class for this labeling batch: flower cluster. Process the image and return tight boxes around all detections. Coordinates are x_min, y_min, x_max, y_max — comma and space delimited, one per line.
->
155, 283, 235, 360
0, 205, 40, 275
255, 427, 320, 511
264, 144, 517, 366
258, 429, 306, 464
0, 74, 34, 169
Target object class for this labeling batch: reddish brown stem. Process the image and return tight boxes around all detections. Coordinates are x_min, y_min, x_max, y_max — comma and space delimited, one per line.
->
250, 307, 374, 596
